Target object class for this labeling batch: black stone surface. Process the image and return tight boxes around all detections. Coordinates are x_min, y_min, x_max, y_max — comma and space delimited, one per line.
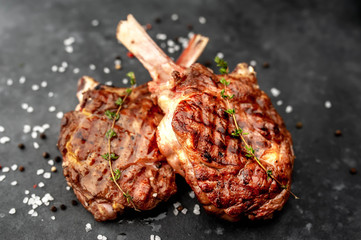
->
0, 0, 360, 239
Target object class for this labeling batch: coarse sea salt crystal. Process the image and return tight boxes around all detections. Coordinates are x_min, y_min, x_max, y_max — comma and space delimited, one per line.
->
173, 202, 181, 209
103, 67, 110, 74
91, 19, 99, 27
56, 112, 63, 119
89, 64, 96, 70
285, 105, 293, 113
122, 78, 128, 84
171, 13, 179, 21
31, 211, 38, 217
27, 106, 34, 113
250, 60, 257, 67
43, 123, 50, 130
10, 181, 17, 186
48, 106, 56, 112
31, 132, 37, 139
51, 65, 58, 72
11, 164, 18, 171
270, 88, 281, 97
32, 84, 39, 91
173, 209, 179, 216
105, 81, 112, 86
21, 103, 28, 110
193, 204, 200, 215
0, 137, 10, 144
38, 182, 45, 188
2, 167, 10, 173
51, 216, 55, 220
66, 186, 71, 191
0, 175, 6, 182
181, 208, 188, 214
276, 100, 283, 106
23, 125, 31, 133
43, 172, 51, 179
199, 16, 206, 24
19, 76, 26, 84
48, 159, 54, 166
216, 52, 224, 59
73, 68, 80, 74
85, 223, 92, 232
7, 79, 13, 86
156, 33, 167, 40
23, 197, 29, 204
48, 92, 54, 97
64, 37, 75, 46
33, 142, 39, 149
41, 81, 47, 88
0, 125, 4, 132
9, 208, 16, 215
188, 191, 195, 198
325, 100, 332, 109
37, 169, 44, 175
65, 46, 74, 53
25, 190, 29, 194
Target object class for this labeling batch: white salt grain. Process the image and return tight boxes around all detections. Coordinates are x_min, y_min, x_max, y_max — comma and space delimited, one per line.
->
7, 79, 13, 86
91, 19, 99, 27
48, 106, 56, 112
156, 33, 167, 40
41, 81, 47, 88
193, 204, 200, 215
23, 125, 31, 133
66, 186, 71, 191
38, 182, 45, 188
48, 159, 54, 166
28, 209, 34, 215
0, 137, 10, 144
285, 105, 293, 113
9, 208, 16, 215
31, 211, 38, 217
160, 42, 166, 49
37, 169, 44, 175
85, 223, 92, 232
270, 88, 281, 97
122, 78, 128, 84
23, 197, 29, 204
10, 181, 17, 186
250, 60, 257, 67
89, 64, 96, 70
65, 46, 74, 53
105, 81, 112, 86
32, 84, 39, 91
58, 66, 65, 73
325, 100, 332, 109
43, 172, 51, 179
2, 167, 10, 173
56, 112, 64, 119
27, 106, 34, 113
19, 76, 26, 84
188, 191, 195, 198
51, 65, 58, 72
152, 193, 158, 198
61, 61, 68, 68
63, 37, 75, 46
103, 67, 110, 74
33, 142, 39, 149
0, 175, 6, 182
171, 14, 179, 21
0, 126, 4, 132
11, 164, 18, 171
31, 132, 37, 139
216, 52, 224, 59
48, 92, 54, 97
51, 216, 55, 220
73, 68, 80, 74
173, 202, 181, 209
97, 235, 103, 240
155, 235, 161, 240
21, 103, 29, 110
181, 208, 188, 214
276, 100, 283, 106
199, 16, 207, 24
25, 190, 29, 194
173, 209, 179, 216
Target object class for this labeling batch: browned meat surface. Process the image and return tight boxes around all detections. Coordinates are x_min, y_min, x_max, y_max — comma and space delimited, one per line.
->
58, 77, 176, 221
117, 15, 295, 221
57, 31, 208, 221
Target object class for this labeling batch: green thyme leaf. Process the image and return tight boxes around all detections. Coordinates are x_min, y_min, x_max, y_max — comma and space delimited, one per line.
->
110, 153, 119, 160
115, 97, 124, 106
127, 72, 136, 86
267, 170, 273, 180
220, 78, 230, 86
105, 129, 117, 139
101, 153, 109, 160
214, 56, 229, 74
123, 191, 133, 204
105, 110, 120, 120
225, 109, 235, 115
110, 169, 122, 181
126, 88, 132, 95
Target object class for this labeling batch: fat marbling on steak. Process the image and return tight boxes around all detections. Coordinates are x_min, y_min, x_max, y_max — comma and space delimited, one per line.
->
57, 33, 208, 221
117, 14, 296, 221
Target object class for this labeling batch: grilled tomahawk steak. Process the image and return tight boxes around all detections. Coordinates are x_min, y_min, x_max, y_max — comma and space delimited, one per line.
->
117, 15, 295, 221
57, 33, 208, 221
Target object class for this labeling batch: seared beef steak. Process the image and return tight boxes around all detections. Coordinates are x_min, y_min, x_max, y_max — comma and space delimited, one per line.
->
58, 78, 176, 221
117, 15, 295, 221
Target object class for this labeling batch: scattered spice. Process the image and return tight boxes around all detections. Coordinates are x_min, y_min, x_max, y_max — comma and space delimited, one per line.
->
55, 156, 62, 163
71, 200, 78, 206
262, 62, 270, 68
51, 166, 57, 172
350, 168, 357, 175
177, 205, 184, 211
19, 166, 25, 172
60, 204, 67, 210
126, 52, 135, 58
42, 152, 50, 158
50, 206, 57, 212
154, 17, 162, 24
18, 143, 25, 149
296, 122, 303, 129
204, 60, 212, 68
335, 130, 342, 137
33, 184, 37, 189
187, 24, 193, 30
146, 23, 152, 30
39, 133, 47, 139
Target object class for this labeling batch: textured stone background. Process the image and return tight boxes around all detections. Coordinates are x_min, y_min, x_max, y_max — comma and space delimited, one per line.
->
0, 0, 360, 239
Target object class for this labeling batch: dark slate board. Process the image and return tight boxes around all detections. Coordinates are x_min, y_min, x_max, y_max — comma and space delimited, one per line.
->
0, 0, 360, 239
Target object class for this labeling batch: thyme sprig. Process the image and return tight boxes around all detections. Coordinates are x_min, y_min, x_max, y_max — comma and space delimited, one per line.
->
103, 71, 139, 209
214, 57, 299, 199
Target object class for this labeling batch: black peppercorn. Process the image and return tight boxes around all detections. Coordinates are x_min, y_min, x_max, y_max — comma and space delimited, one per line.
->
19, 166, 25, 172
60, 204, 66, 210
296, 122, 303, 129
18, 143, 25, 150
50, 206, 57, 212
350, 168, 357, 175
55, 156, 62, 163
39, 133, 47, 139
71, 200, 78, 206
262, 62, 270, 68
42, 152, 50, 158
335, 130, 342, 137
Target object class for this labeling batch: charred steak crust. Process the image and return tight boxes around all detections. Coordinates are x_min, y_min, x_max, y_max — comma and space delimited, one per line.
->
58, 84, 177, 221
171, 64, 294, 220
